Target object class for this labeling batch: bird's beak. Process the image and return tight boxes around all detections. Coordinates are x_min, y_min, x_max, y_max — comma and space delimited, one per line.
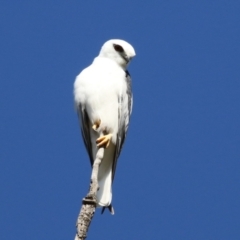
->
123, 55, 132, 63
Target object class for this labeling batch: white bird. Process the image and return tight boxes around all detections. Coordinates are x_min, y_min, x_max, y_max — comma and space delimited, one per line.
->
74, 39, 136, 214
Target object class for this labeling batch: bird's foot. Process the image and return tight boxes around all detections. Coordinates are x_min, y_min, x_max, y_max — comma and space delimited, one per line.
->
92, 119, 101, 131
82, 195, 97, 205
96, 134, 112, 148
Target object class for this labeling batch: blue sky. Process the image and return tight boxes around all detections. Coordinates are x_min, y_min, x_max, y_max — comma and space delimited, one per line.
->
1, 1, 240, 239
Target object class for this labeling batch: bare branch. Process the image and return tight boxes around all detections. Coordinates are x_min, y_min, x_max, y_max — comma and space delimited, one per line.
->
75, 148, 104, 240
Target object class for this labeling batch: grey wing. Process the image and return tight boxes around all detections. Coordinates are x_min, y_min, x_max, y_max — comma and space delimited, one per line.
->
77, 104, 94, 165
112, 70, 133, 180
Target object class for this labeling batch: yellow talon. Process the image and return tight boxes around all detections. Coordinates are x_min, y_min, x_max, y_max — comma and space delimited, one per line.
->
92, 119, 101, 131
96, 134, 112, 148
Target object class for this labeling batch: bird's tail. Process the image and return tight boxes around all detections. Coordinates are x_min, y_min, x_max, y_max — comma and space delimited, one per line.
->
101, 204, 114, 215
96, 145, 114, 211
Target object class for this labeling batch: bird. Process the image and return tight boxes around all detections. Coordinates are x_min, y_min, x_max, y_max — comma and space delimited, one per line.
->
74, 39, 136, 214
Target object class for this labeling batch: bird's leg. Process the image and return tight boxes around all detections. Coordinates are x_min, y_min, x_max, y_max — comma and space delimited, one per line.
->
96, 130, 112, 148
92, 119, 101, 131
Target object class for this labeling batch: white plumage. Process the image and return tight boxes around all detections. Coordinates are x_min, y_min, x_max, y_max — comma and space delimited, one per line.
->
74, 39, 136, 213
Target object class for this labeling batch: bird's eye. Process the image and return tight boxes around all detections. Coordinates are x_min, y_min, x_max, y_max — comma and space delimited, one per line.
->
113, 44, 124, 53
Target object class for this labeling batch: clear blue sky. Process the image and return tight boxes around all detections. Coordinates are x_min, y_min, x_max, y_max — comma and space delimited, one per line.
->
1, 1, 240, 239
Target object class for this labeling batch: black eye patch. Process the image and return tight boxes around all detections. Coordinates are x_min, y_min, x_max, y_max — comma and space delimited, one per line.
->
113, 44, 124, 53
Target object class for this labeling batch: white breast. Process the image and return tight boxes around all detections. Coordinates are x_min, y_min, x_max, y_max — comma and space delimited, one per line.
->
74, 57, 126, 143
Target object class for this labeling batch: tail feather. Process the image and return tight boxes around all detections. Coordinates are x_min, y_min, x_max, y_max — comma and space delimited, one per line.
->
96, 144, 115, 208
97, 167, 112, 206
101, 204, 114, 215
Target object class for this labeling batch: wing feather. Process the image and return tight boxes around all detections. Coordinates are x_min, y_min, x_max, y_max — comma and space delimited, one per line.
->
112, 70, 133, 180
77, 104, 94, 165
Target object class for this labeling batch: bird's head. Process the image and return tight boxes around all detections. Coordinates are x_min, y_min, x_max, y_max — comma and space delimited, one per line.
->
99, 39, 136, 69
